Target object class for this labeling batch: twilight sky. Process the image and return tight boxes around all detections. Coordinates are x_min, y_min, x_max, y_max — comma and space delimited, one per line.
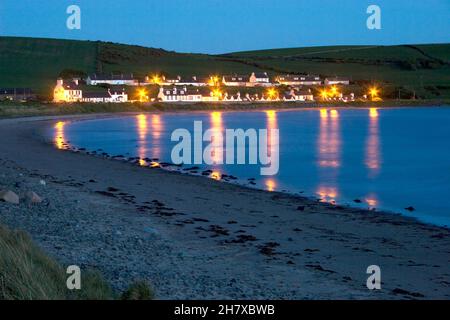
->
0, 0, 449, 54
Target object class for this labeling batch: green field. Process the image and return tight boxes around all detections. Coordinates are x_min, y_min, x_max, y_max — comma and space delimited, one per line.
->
1, 36, 449, 99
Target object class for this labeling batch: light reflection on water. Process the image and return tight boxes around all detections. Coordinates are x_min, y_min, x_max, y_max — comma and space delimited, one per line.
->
136, 114, 148, 166
52, 107, 450, 226
265, 110, 278, 191
366, 108, 381, 176
54, 121, 66, 150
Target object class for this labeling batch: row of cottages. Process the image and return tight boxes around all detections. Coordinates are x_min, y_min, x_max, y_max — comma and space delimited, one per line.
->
53, 79, 128, 103
86, 73, 139, 86
275, 75, 350, 86
323, 77, 350, 85
151, 75, 211, 87
282, 89, 314, 101
157, 86, 219, 102
276, 75, 322, 86
222, 90, 314, 102
222, 72, 271, 87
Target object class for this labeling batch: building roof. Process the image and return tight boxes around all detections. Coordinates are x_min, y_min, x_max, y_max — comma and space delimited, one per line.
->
277, 74, 321, 82
88, 73, 135, 81
63, 82, 81, 90
223, 75, 250, 82
161, 86, 210, 96
164, 76, 181, 82
253, 72, 269, 79
182, 76, 209, 83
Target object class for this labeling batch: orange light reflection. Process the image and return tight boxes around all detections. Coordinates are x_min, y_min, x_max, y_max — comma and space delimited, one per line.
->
54, 121, 66, 150
210, 112, 223, 164
365, 108, 381, 175
211, 170, 221, 180
265, 179, 276, 192
317, 186, 338, 203
318, 109, 341, 168
136, 114, 148, 166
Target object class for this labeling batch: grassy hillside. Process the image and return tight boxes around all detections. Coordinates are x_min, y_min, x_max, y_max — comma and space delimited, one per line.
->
224, 44, 450, 98
0, 37, 266, 98
0, 37, 98, 97
1, 36, 449, 99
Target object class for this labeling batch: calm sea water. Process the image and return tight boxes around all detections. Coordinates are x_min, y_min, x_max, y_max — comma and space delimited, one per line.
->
51, 107, 450, 227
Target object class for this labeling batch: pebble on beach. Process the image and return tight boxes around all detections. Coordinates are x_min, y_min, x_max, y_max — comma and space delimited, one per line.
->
25, 191, 43, 204
0, 189, 20, 204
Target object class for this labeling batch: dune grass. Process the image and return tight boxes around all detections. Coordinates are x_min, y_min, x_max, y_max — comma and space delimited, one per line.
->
0, 224, 153, 300
0, 224, 113, 300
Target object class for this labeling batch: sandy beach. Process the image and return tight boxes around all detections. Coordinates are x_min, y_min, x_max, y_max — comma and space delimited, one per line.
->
0, 114, 449, 299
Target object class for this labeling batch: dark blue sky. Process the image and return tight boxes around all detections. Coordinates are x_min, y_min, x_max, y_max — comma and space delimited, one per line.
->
1, 0, 449, 54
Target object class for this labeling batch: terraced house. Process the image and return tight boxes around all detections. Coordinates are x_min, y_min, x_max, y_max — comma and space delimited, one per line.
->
53, 78, 82, 102
276, 74, 322, 86
151, 75, 210, 86
157, 86, 219, 102
324, 77, 350, 85
53, 78, 128, 103
81, 90, 128, 103
86, 73, 139, 86
222, 72, 271, 87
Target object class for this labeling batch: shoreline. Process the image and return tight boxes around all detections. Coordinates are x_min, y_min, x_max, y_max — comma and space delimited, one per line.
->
1, 114, 449, 299
1, 99, 449, 119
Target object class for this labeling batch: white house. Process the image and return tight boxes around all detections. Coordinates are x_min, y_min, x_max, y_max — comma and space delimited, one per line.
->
250, 72, 271, 86
54, 78, 128, 103
53, 78, 82, 102
222, 72, 271, 87
86, 73, 138, 86
324, 77, 350, 85
276, 74, 322, 86
283, 89, 314, 101
81, 90, 128, 103
109, 90, 128, 102
81, 91, 112, 103
157, 75, 209, 86
222, 75, 250, 87
223, 92, 242, 102
157, 86, 218, 102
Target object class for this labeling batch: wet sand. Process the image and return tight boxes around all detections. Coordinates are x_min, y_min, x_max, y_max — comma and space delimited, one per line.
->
0, 114, 449, 299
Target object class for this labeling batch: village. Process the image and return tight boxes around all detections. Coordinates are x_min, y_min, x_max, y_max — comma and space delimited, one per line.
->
0, 72, 381, 104
50, 71, 381, 104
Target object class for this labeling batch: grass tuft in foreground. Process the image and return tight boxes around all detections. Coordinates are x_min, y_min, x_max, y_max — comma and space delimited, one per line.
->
0, 224, 152, 300
121, 281, 155, 300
